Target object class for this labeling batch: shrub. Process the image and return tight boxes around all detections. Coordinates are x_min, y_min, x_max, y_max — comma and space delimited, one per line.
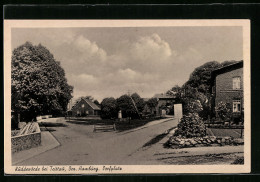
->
174, 113, 206, 138
215, 101, 232, 122
183, 99, 203, 114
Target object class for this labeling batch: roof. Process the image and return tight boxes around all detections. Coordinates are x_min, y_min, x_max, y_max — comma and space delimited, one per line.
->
212, 61, 243, 77
82, 98, 101, 110
70, 98, 101, 111
210, 60, 243, 89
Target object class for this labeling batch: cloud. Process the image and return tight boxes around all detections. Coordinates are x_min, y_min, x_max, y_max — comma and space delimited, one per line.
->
72, 35, 107, 62
130, 33, 174, 62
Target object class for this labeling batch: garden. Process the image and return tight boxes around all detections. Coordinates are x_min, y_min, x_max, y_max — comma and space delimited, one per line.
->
164, 99, 244, 149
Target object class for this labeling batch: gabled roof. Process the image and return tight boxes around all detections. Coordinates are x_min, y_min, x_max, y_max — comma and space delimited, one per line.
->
70, 98, 101, 111
82, 98, 101, 110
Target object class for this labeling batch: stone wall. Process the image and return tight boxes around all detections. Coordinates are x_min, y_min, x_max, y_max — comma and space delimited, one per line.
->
11, 123, 41, 153
165, 136, 244, 149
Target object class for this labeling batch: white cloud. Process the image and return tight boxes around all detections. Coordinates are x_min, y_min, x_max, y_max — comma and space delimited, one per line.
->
72, 35, 107, 62
130, 33, 174, 62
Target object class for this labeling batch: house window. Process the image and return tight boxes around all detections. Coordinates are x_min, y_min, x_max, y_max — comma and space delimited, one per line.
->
233, 100, 241, 112
233, 77, 241, 90
82, 104, 85, 108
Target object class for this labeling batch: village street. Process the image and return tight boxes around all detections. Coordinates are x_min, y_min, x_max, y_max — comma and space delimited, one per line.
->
15, 118, 179, 165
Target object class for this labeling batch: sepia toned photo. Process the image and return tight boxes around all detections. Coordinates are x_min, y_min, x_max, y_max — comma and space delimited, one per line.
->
4, 20, 251, 174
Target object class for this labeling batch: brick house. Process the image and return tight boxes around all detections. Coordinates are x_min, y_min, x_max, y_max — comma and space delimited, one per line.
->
211, 61, 243, 120
70, 98, 101, 117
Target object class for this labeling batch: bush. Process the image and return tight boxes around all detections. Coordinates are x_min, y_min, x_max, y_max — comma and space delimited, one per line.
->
183, 99, 203, 114
174, 113, 206, 138
215, 101, 232, 122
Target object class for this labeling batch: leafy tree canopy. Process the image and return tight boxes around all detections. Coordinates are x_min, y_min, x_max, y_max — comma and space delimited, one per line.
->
116, 94, 137, 118
12, 42, 73, 120
100, 97, 117, 119
184, 60, 239, 95
146, 98, 158, 111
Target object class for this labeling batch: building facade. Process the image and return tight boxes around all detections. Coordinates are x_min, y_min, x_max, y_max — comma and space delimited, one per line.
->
70, 98, 101, 117
211, 61, 243, 119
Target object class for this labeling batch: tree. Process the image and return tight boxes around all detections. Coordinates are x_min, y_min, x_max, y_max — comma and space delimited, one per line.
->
185, 60, 239, 96
74, 96, 94, 104
131, 93, 145, 113
100, 97, 117, 119
11, 42, 73, 121
185, 61, 221, 95
116, 94, 137, 118
180, 60, 239, 119
146, 98, 158, 115
93, 100, 100, 106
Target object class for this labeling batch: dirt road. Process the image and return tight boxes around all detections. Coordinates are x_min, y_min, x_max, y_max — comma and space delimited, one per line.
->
17, 118, 178, 165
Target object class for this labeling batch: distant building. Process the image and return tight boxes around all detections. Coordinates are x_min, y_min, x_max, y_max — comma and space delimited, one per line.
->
143, 93, 176, 116
70, 98, 101, 117
211, 61, 243, 118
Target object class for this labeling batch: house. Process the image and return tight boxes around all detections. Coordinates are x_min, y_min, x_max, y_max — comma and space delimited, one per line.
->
211, 61, 243, 120
70, 98, 101, 117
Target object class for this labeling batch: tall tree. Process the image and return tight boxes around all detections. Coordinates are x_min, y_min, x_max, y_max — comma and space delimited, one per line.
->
11, 42, 73, 121
131, 93, 145, 113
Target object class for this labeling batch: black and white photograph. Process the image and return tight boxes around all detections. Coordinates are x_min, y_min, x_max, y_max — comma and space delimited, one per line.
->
4, 20, 251, 174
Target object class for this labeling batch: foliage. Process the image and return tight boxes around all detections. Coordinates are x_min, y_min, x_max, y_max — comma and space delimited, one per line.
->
93, 100, 100, 106
116, 94, 137, 118
146, 98, 158, 112
11, 42, 73, 121
74, 96, 94, 105
182, 99, 203, 114
174, 113, 206, 138
185, 61, 238, 95
100, 97, 117, 119
215, 101, 232, 121
166, 85, 183, 99
166, 61, 238, 119
185, 61, 221, 94
131, 93, 145, 113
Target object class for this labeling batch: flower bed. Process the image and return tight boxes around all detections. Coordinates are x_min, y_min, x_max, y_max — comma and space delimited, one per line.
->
164, 135, 244, 149
11, 123, 41, 153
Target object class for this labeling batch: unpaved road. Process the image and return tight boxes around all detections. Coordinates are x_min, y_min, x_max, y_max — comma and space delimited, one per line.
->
17, 118, 178, 165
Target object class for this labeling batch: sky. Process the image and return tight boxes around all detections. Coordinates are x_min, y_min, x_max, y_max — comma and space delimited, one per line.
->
11, 26, 243, 102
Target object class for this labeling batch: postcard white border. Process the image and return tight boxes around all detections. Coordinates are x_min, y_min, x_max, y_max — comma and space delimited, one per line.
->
4, 20, 251, 174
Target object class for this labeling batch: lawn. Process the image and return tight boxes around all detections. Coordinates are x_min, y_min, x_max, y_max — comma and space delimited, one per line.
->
207, 128, 243, 138
66, 117, 164, 132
